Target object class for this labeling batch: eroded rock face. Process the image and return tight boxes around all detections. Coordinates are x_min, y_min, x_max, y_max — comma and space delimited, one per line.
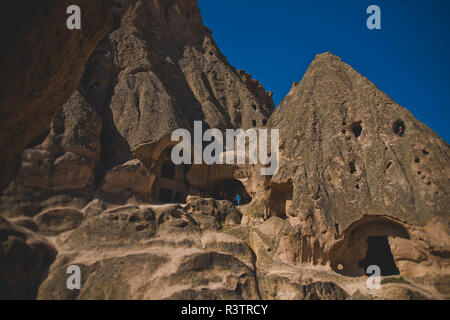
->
185, 196, 242, 229
2, 0, 274, 214
37, 202, 260, 300
101, 159, 153, 197
0, 90, 103, 217
89, 0, 274, 167
0, 216, 57, 299
0, 0, 113, 190
269, 52, 449, 228
1, 1, 449, 300
34, 208, 83, 236
266, 52, 450, 279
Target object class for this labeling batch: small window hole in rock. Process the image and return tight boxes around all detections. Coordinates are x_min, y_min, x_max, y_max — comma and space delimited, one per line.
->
393, 119, 406, 137
350, 121, 363, 138
349, 161, 357, 174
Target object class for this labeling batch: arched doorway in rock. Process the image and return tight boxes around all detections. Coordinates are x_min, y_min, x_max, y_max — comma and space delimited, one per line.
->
161, 161, 175, 179
151, 148, 189, 203
358, 236, 399, 276
268, 181, 293, 218
210, 179, 252, 204
330, 216, 409, 277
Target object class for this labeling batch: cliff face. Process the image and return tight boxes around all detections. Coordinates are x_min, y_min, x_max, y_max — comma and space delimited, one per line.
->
91, 0, 273, 166
269, 52, 449, 231
0, 0, 274, 217
0, 0, 273, 298
264, 52, 450, 282
0, 1, 449, 300
0, 0, 113, 191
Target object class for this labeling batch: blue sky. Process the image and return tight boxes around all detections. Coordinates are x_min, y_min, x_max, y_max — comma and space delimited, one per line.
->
197, 0, 450, 142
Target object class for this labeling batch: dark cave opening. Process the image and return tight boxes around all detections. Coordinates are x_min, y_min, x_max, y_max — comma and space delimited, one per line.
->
349, 161, 356, 174
330, 216, 409, 277
268, 181, 293, 218
151, 147, 189, 203
158, 188, 173, 203
350, 121, 363, 138
161, 161, 175, 179
358, 236, 400, 276
211, 179, 251, 204
393, 119, 406, 137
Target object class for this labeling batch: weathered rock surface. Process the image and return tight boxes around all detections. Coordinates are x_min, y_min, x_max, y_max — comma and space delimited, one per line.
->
34, 208, 83, 235
266, 52, 450, 279
0, 90, 103, 217
1, 0, 274, 215
269, 52, 449, 229
0, 1, 449, 300
37, 202, 260, 300
0, 0, 113, 190
85, 0, 274, 168
101, 159, 153, 197
185, 196, 242, 229
0, 216, 57, 299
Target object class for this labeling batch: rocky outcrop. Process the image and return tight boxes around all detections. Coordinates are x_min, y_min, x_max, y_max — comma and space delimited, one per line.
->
265, 52, 450, 284
1, 0, 274, 215
0, 90, 103, 217
268, 52, 449, 231
37, 202, 260, 300
0, 0, 113, 190
0, 216, 57, 299
101, 159, 153, 197
34, 208, 83, 236
0, 1, 448, 300
185, 196, 242, 229
86, 0, 274, 167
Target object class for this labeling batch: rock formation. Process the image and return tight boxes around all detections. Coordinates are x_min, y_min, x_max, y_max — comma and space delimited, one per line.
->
266, 52, 449, 278
0, 0, 448, 300
0, 0, 113, 191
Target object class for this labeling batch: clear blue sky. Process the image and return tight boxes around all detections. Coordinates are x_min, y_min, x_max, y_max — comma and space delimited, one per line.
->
198, 0, 450, 143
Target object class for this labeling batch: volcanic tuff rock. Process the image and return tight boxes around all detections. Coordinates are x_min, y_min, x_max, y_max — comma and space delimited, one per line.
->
0, 216, 57, 299
265, 52, 450, 286
0, 0, 274, 217
0, 0, 274, 299
1, 0, 449, 300
88, 0, 273, 167
37, 202, 261, 300
0, 0, 113, 191
0, 1, 112, 300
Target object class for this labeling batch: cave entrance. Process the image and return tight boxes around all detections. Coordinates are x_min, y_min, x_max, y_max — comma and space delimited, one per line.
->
358, 236, 400, 276
268, 182, 293, 218
158, 188, 173, 203
151, 147, 188, 203
330, 216, 409, 277
211, 179, 251, 204
161, 161, 175, 179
